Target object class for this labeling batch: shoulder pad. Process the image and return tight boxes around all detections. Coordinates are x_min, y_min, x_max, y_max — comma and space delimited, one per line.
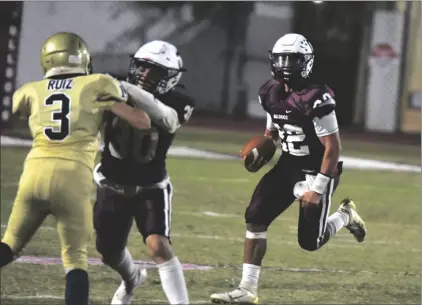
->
162, 86, 195, 107
258, 79, 280, 98
158, 86, 195, 125
258, 79, 283, 111
301, 84, 336, 118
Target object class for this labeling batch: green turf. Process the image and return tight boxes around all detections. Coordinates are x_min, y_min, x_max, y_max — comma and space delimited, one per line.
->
0, 145, 420, 304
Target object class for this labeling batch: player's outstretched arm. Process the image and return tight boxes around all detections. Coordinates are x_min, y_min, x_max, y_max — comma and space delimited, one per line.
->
120, 81, 180, 133
96, 74, 151, 130
109, 103, 151, 130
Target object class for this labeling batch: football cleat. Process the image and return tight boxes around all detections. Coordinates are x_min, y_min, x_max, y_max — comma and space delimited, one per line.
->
338, 198, 367, 242
210, 288, 259, 304
111, 265, 147, 305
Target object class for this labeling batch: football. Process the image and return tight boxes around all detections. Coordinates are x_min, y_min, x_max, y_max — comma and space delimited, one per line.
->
240, 135, 276, 171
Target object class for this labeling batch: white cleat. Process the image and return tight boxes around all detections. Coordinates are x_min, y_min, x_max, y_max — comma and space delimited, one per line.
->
338, 198, 367, 242
210, 288, 259, 304
111, 265, 147, 305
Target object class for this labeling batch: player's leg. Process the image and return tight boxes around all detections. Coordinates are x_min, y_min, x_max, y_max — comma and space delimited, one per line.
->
52, 161, 94, 305
210, 164, 299, 304
297, 177, 338, 251
297, 175, 366, 251
1, 160, 50, 267
94, 186, 146, 305
135, 181, 189, 305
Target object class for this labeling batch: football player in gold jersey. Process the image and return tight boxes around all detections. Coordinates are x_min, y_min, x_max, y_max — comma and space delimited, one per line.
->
0, 32, 151, 305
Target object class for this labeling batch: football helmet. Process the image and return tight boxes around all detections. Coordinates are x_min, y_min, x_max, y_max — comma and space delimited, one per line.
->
269, 33, 314, 86
128, 40, 185, 95
41, 32, 91, 78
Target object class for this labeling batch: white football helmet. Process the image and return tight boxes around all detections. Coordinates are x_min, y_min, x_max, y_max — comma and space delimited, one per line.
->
128, 40, 185, 95
269, 33, 314, 85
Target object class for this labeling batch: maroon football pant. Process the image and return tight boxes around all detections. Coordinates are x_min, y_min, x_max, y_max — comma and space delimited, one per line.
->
94, 183, 173, 259
245, 159, 341, 251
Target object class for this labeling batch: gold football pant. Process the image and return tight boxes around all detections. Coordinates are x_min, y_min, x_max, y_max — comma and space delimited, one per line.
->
2, 158, 94, 271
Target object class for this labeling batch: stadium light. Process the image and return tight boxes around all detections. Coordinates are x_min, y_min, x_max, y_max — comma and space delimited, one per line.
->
313, 1, 324, 4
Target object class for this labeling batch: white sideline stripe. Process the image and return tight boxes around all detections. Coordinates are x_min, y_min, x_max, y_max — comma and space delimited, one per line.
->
1, 135, 420, 172
1, 224, 417, 251
201, 211, 238, 217
0, 294, 209, 303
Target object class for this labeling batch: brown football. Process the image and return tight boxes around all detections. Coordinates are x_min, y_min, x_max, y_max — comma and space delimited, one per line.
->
240, 135, 276, 162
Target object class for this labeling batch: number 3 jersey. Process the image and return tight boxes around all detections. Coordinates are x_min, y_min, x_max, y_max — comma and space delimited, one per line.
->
259, 79, 338, 171
12, 73, 127, 171
100, 86, 195, 186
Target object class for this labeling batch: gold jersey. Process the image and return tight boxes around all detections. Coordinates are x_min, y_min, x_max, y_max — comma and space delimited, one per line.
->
12, 73, 128, 170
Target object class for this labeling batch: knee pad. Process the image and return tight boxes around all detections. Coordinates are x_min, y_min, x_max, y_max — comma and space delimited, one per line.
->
246, 231, 267, 239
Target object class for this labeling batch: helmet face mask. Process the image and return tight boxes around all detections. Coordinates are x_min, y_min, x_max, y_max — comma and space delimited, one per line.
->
128, 40, 185, 95
270, 53, 307, 83
269, 33, 315, 88
128, 58, 168, 93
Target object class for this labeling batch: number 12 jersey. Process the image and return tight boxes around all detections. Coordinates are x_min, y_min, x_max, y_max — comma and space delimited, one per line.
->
259, 79, 338, 172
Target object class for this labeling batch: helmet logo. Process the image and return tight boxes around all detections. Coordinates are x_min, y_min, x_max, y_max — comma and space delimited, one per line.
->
68, 55, 82, 64
159, 44, 167, 54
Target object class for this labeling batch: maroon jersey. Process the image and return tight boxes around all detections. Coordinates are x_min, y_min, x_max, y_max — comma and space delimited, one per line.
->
259, 79, 336, 171
100, 86, 195, 186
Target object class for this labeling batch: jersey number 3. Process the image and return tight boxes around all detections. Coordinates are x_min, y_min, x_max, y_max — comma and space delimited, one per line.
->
43, 93, 71, 141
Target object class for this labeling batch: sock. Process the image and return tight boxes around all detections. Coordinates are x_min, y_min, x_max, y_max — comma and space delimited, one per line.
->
157, 256, 189, 304
0, 242, 14, 268
327, 211, 350, 235
239, 263, 261, 295
106, 248, 137, 284
65, 269, 89, 305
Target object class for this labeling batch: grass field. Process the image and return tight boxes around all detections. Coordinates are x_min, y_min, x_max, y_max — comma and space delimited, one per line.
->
0, 128, 420, 304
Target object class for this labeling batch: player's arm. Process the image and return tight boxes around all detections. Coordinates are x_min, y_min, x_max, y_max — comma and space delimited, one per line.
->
120, 81, 193, 133
242, 93, 278, 172
316, 112, 341, 176
259, 93, 278, 140
264, 113, 279, 141
109, 103, 151, 130
96, 74, 151, 130
309, 91, 341, 195
12, 85, 31, 118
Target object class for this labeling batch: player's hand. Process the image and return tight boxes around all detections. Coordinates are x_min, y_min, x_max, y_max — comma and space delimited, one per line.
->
242, 150, 267, 173
299, 191, 322, 206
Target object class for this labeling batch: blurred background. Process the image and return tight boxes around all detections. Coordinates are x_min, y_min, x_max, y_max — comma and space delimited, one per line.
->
0, 1, 420, 138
